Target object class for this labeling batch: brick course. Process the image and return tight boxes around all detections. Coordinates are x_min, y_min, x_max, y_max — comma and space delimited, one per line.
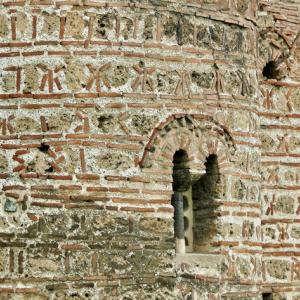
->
0, 0, 299, 299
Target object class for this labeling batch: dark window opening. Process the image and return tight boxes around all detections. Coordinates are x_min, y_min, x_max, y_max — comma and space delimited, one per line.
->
171, 151, 222, 254
172, 150, 190, 192
192, 154, 221, 253
262, 293, 272, 300
172, 149, 190, 254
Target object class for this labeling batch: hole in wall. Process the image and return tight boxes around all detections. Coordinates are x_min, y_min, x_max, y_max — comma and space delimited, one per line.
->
71, 293, 79, 298
38, 143, 50, 153
45, 166, 54, 173
262, 60, 280, 80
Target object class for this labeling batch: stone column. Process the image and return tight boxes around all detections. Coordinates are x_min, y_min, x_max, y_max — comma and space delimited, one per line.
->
172, 192, 185, 254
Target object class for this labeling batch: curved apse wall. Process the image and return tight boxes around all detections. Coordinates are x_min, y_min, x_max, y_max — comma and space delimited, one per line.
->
0, 0, 300, 299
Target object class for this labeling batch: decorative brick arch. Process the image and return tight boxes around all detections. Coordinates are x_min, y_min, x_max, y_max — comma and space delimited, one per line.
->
140, 114, 236, 177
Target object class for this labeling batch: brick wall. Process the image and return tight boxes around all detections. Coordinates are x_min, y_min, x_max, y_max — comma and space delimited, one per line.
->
259, 0, 300, 299
0, 0, 299, 299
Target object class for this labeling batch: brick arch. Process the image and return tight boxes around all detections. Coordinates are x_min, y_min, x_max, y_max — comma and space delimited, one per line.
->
139, 114, 236, 177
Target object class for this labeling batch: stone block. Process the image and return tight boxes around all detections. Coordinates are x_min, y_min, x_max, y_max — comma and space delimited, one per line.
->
23, 65, 40, 93
16, 12, 29, 39
0, 151, 8, 173
95, 151, 131, 171
131, 114, 158, 135
47, 112, 74, 132
41, 12, 60, 37
65, 12, 86, 39
0, 15, 9, 38
144, 15, 155, 40
4, 199, 17, 212
94, 13, 115, 39
265, 259, 290, 280
103, 65, 131, 88
275, 196, 295, 214
13, 116, 40, 133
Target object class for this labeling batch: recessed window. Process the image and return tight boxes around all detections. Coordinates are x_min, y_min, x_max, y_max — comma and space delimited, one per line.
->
192, 154, 221, 252
262, 293, 272, 300
172, 151, 221, 254
172, 150, 190, 254
183, 196, 189, 211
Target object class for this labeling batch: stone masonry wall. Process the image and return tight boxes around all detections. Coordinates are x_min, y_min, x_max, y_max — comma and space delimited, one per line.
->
259, 1, 300, 299
0, 0, 299, 299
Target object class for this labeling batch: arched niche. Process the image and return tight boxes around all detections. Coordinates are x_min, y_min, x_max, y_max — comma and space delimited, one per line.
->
140, 114, 236, 253
140, 114, 235, 176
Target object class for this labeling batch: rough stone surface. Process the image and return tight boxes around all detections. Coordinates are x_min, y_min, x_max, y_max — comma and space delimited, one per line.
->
0, 0, 300, 299
4, 199, 17, 212
0, 15, 9, 37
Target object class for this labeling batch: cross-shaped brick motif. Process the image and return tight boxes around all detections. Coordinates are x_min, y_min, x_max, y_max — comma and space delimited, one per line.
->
277, 224, 289, 241
38, 64, 64, 93
175, 70, 191, 96
261, 87, 275, 110
0, 115, 15, 135
86, 63, 112, 92
131, 63, 155, 92
264, 194, 276, 216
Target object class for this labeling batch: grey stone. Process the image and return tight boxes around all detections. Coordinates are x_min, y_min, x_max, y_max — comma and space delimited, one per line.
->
4, 199, 17, 212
